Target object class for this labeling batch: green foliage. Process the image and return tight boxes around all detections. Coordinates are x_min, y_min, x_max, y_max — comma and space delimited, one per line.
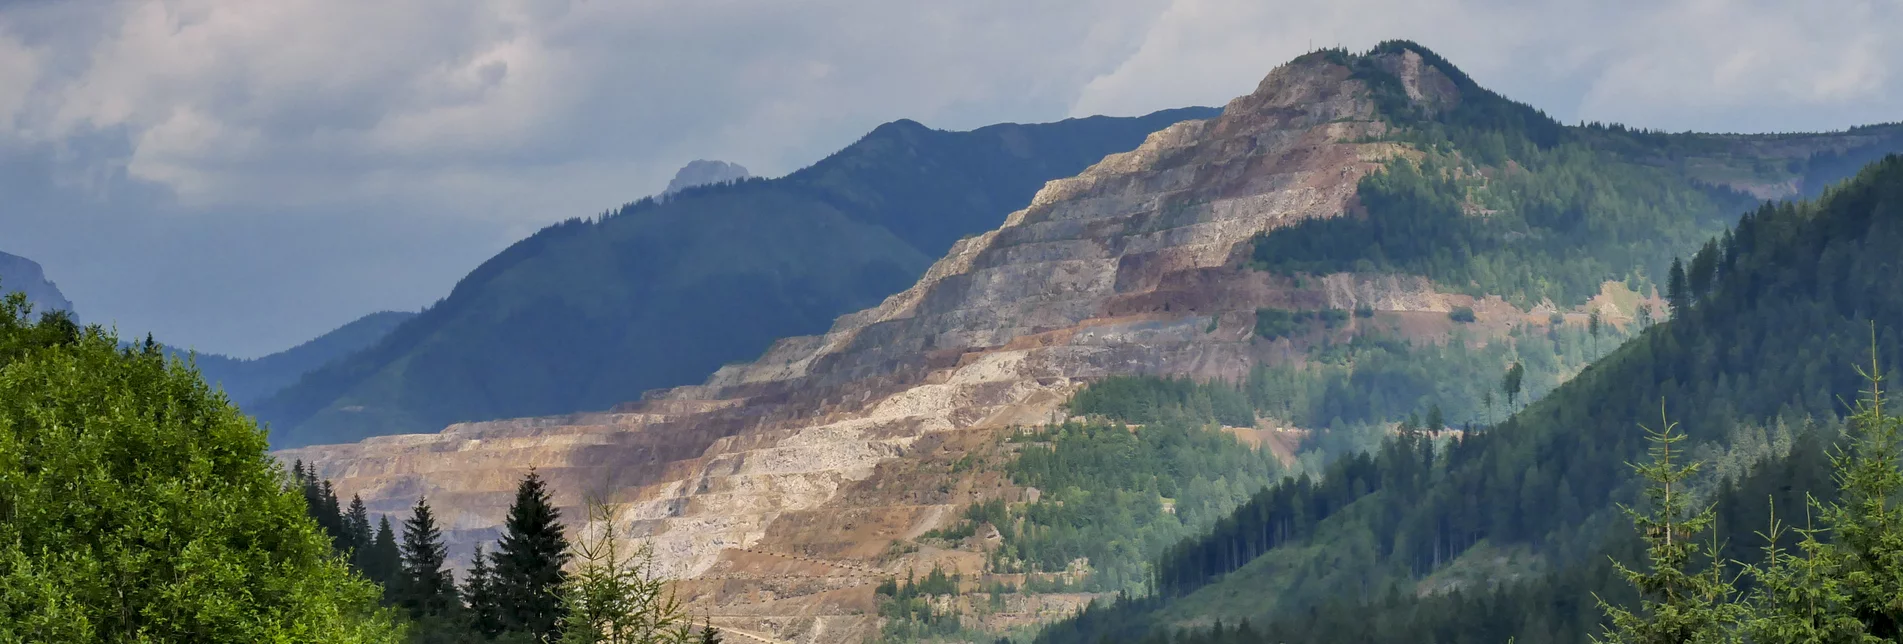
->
991, 419, 1283, 594
1449, 306, 1477, 323
1068, 376, 1254, 427
1250, 43, 1784, 310
398, 497, 461, 621
254, 108, 1221, 447
559, 501, 696, 644
0, 294, 403, 642
496, 470, 572, 641
1594, 407, 1743, 644
1035, 158, 1903, 643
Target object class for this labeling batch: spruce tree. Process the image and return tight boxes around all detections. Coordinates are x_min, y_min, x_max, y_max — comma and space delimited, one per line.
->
1746, 340, 1903, 641
465, 543, 504, 638
1595, 403, 1743, 644
1503, 362, 1525, 410
1668, 258, 1690, 320
345, 494, 373, 564
399, 497, 460, 620
495, 469, 571, 640
697, 622, 723, 644
367, 515, 403, 589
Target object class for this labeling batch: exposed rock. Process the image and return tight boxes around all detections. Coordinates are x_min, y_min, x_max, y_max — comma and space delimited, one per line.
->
277, 47, 1511, 642
0, 251, 75, 317
663, 160, 751, 195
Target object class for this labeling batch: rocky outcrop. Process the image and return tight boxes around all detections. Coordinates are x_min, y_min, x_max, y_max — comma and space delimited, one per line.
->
0, 251, 75, 317
278, 48, 1509, 642
663, 160, 751, 196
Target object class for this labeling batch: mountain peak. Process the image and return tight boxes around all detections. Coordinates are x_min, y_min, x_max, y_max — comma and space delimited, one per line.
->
0, 251, 75, 317
662, 159, 751, 196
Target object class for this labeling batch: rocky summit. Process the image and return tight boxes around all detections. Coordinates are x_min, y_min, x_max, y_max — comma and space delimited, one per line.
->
278, 45, 1892, 643
663, 159, 752, 196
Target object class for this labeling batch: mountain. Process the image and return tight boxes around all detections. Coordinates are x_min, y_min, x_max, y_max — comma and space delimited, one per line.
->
662, 160, 751, 195
1037, 156, 1903, 644
179, 311, 416, 406
254, 107, 1218, 448
280, 43, 1903, 643
0, 251, 75, 316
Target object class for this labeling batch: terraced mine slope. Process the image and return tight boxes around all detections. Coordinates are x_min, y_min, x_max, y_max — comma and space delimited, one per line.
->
281, 44, 1903, 643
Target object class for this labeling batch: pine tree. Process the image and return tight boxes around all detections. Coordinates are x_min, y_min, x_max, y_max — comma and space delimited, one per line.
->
1503, 362, 1526, 410
398, 497, 459, 619
465, 543, 504, 638
495, 469, 571, 640
345, 495, 373, 564
697, 622, 723, 644
1595, 402, 1743, 644
1668, 258, 1690, 320
367, 515, 403, 590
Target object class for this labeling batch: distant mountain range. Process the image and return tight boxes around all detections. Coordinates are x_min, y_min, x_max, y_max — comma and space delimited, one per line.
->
254, 107, 1221, 448
1, 250, 416, 409
180, 311, 417, 406
0, 251, 74, 316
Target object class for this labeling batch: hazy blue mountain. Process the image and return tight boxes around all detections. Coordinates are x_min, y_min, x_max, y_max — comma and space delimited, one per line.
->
179, 311, 417, 406
0, 250, 74, 316
256, 107, 1221, 448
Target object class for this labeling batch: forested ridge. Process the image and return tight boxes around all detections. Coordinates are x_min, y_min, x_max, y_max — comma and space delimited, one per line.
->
1032, 155, 1903, 643
252, 107, 1220, 448
1253, 42, 1899, 309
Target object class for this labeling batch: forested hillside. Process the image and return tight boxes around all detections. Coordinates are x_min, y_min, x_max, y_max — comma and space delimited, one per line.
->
1252, 43, 1897, 309
253, 107, 1218, 448
1033, 156, 1903, 643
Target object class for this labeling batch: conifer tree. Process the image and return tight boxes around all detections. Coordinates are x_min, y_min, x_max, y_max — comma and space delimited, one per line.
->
495, 469, 572, 640
398, 497, 459, 619
1667, 258, 1690, 320
366, 515, 403, 589
465, 544, 505, 638
697, 622, 723, 644
1745, 339, 1903, 641
1595, 403, 1742, 644
345, 494, 374, 563
1503, 362, 1526, 410
559, 500, 694, 643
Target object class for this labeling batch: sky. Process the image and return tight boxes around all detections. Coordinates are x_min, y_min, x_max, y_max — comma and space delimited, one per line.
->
1, 0, 1899, 357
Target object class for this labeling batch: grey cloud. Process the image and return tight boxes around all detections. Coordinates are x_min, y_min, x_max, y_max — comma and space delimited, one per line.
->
1070, 0, 1903, 133
0, 0, 1897, 357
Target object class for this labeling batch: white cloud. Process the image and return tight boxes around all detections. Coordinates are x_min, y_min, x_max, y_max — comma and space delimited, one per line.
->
1, 0, 1899, 356
1071, 0, 1903, 133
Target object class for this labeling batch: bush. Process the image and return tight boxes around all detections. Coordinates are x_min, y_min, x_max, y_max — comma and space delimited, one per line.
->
1449, 306, 1477, 323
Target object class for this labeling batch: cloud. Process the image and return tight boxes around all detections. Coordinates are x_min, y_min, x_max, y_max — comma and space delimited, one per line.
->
1, 0, 1173, 222
0, 0, 1898, 357
1070, 0, 1903, 133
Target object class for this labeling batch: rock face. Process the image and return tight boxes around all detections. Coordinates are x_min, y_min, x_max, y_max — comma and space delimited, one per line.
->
0, 251, 75, 317
281, 49, 1438, 641
663, 160, 751, 195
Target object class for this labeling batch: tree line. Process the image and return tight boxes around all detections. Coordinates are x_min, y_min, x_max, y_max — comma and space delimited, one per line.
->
292, 465, 721, 644
0, 287, 720, 643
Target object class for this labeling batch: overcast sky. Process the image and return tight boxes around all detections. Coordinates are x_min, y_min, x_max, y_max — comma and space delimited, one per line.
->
1, 0, 1898, 357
